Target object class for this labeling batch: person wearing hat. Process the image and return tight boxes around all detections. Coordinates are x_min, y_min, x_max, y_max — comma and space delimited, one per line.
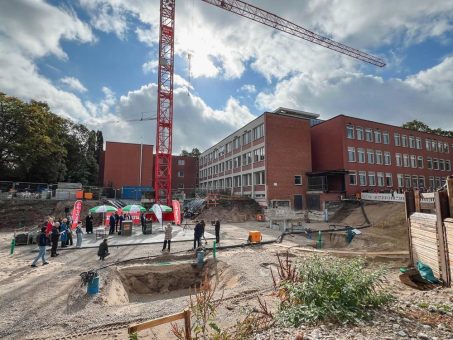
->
98, 238, 109, 260
162, 223, 173, 252
31, 227, 49, 267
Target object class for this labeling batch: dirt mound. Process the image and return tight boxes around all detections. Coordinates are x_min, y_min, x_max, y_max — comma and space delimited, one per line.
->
198, 198, 263, 223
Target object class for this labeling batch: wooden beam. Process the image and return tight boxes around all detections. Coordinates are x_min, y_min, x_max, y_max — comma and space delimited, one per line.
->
414, 189, 421, 212
184, 309, 191, 340
447, 175, 453, 217
128, 310, 187, 334
405, 191, 415, 266
435, 191, 450, 287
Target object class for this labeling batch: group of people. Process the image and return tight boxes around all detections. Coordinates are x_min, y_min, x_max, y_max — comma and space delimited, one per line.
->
108, 212, 134, 235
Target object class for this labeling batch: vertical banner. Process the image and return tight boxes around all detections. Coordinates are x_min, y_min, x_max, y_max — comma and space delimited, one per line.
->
71, 200, 83, 229
152, 204, 163, 227
172, 200, 181, 225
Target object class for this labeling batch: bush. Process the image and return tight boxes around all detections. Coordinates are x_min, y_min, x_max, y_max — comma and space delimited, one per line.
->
276, 255, 393, 325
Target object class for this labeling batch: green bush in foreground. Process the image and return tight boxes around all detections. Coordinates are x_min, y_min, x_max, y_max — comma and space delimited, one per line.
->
277, 255, 394, 326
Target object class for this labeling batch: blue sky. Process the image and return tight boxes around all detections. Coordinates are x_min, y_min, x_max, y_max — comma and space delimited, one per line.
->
0, 0, 452, 152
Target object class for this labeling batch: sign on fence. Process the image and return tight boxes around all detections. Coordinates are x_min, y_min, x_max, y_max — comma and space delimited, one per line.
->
360, 192, 435, 204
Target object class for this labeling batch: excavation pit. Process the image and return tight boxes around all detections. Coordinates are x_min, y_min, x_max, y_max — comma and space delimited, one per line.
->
115, 258, 239, 303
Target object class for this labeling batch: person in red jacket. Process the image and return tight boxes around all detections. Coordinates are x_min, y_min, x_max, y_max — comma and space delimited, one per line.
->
45, 217, 54, 236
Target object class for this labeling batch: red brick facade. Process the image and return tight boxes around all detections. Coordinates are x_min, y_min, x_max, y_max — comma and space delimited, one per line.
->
171, 156, 199, 194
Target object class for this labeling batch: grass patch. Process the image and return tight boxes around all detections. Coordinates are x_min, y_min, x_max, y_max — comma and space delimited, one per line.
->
275, 255, 394, 326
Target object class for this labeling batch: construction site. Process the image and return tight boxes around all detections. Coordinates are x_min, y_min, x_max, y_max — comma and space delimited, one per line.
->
1, 0, 453, 339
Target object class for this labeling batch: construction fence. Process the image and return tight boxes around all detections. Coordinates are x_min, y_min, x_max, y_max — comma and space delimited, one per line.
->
405, 175, 453, 286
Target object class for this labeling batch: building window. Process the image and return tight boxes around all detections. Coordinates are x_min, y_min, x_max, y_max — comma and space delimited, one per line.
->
357, 148, 365, 163
377, 172, 384, 187
397, 174, 404, 188
419, 176, 425, 189
348, 147, 356, 162
425, 139, 431, 151
444, 143, 449, 153
242, 130, 252, 145
374, 130, 382, 143
403, 154, 409, 167
438, 141, 443, 153
253, 147, 265, 162
402, 135, 408, 147
368, 172, 376, 186
412, 175, 418, 188
294, 175, 302, 185
439, 159, 445, 171
429, 176, 435, 190
394, 133, 401, 146
409, 136, 415, 148
385, 173, 393, 187
356, 127, 364, 140
177, 183, 184, 189
417, 156, 423, 168
255, 171, 265, 185
396, 153, 402, 167
410, 155, 417, 168
253, 124, 264, 140
242, 173, 252, 186
416, 137, 422, 149
233, 137, 241, 149
405, 175, 411, 188
365, 129, 373, 142
233, 175, 241, 187
346, 125, 354, 139
349, 171, 357, 186
446, 160, 451, 171
384, 151, 391, 165
376, 150, 383, 164
177, 171, 184, 177
233, 156, 241, 168
226, 142, 232, 153
433, 158, 439, 170
359, 171, 367, 186
432, 140, 437, 152
427, 157, 433, 169
367, 149, 375, 164
383, 132, 389, 145
177, 159, 185, 166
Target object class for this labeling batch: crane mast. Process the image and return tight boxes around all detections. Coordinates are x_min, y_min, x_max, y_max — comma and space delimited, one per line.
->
154, 0, 385, 205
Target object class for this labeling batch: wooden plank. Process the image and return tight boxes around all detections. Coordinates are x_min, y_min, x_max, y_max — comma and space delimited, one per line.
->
435, 191, 450, 286
128, 311, 187, 334
447, 176, 453, 217
415, 189, 421, 212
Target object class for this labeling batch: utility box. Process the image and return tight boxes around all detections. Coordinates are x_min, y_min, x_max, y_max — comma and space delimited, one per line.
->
121, 221, 133, 236
143, 220, 153, 234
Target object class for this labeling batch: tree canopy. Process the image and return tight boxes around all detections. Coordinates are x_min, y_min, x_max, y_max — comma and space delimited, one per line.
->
402, 120, 453, 138
0, 93, 103, 185
180, 148, 201, 157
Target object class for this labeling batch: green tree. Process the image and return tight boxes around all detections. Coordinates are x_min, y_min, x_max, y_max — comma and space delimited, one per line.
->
180, 148, 200, 157
403, 120, 453, 138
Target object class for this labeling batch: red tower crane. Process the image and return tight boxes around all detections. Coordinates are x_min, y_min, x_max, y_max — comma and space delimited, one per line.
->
154, 0, 385, 205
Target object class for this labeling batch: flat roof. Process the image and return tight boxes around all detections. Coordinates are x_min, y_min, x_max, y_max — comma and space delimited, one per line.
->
273, 107, 320, 120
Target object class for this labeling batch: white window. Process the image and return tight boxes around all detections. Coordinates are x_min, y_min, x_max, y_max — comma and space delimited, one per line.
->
254, 171, 265, 185
405, 175, 411, 188
365, 129, 373, 142
294, 175, 302, 185
376, 150, 383, 165
359, 171, 367, 186
412, 175, 418, 188
444, 143, 449, 154
233, 175, 241, 187
427, 157, 433, 169
410, 155, 417, 168
416, 137, 422, 149
234, 156, 241, 168
429, 176, 435, 190
403, 154, 409, 167
402, 135, 408, 147
177, 159, 185, 166
377, 172, 384, 187
397, 174, 404, 188
253, 147, 265, 162
446, 160, 451, 171
438, 141, 443, 153
409, 136, 415, 148
432, 140, 437, 152
356, 127, 364, 140
374, 130, 382, 143
349, 171, 357, 186
385, 173, 393, 187
367, 149, 375, 164
357, 148, 365, 163
242, 173, 252, 186
439, 159, 445, 171
383, 132, 389, 145
346, 125, 354, 139
384, 151, 391, 165
419, 176, 425, 189
394, 133, 401, 146
233, 137, 241, 149
226, 142, 232, 153
177, 171, 184, 177
433, 158, 439, 170
253, 124, 264, 140
396, 153, 402, 167
242, 130, 252, 145
417, 156, 423, 168
368, 172, 376, 186
425, 139, 431, 151
347, 147, 356, 162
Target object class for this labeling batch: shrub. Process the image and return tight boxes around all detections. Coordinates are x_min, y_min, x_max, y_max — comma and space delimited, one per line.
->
276, 255, 394, 325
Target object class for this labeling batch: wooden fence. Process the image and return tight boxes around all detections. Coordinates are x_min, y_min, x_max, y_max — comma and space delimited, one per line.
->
405, 176, 453, 287
128, 309, 191, 339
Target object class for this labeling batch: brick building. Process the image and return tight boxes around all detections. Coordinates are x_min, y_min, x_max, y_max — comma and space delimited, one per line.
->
172, 155, 199, 197
310, 115, 453, 198
198, 108, 319, 209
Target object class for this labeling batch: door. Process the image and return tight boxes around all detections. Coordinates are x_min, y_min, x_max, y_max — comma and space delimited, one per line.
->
307, 194, 321, 210
294, 195, 303, 210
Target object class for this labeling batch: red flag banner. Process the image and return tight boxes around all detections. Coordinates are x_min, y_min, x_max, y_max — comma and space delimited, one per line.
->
172, 200, 181, 225
71, 200, 83, 229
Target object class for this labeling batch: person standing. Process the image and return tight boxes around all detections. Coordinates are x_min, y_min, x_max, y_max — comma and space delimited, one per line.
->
162, 223, 173, 252
193, 221, 203, 250
50, 223, 60, 257
109, 214, 115, 235
215, 220, 220, 244
200, 220, 207, 244
45, 217, 54, 236
98, 238, 109, 260
85, 213, 93, 234
60, 219, 68, 248
114, 212, 120, 232
76, 221, 83, 248
140, 212, 146, 234
31, 227, 49, 267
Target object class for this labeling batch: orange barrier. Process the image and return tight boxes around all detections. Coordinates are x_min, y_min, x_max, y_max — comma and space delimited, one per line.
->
75, 191, 83, 199
84, 192, 93, 200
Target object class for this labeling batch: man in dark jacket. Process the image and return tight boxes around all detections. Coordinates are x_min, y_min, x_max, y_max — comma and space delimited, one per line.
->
31, 227, 49, 267
109, 214, 115, 235
50, 225, 60, 257
85, 214, 93, 234
114, 212, 120, 232
98, 238, 109, 260
193, 221, 203, 250
215, 220, 220, 244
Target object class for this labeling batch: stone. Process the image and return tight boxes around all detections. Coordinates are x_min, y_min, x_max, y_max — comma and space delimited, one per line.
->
397, 330, 407, 337
417, 333, 429, 340
393, 324, 401, 329
422, 325, 431, 330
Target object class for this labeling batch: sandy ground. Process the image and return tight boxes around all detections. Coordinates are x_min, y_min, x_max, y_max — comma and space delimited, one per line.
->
0, 201, 451, 339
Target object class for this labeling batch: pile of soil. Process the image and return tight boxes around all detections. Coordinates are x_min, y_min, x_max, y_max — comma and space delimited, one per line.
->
198, 198, 263, 223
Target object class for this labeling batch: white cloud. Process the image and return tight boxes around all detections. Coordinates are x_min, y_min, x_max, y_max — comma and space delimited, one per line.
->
240, 84, 256, 94
142, 60, 158, 74
60, 77, 87, 93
